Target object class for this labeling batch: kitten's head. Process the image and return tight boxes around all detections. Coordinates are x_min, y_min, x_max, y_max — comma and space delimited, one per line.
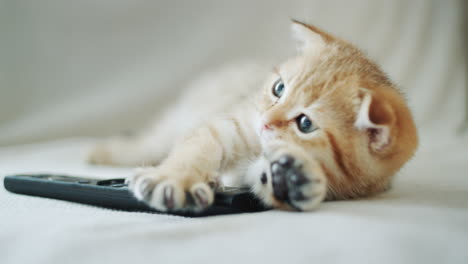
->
257, 20, 418, 199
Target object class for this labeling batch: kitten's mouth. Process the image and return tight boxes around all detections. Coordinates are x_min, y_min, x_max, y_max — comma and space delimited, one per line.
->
260, 128, 278, 143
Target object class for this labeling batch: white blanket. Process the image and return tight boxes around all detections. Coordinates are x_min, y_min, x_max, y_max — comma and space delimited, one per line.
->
1, 1, 467, 263
1, 139, 467, 264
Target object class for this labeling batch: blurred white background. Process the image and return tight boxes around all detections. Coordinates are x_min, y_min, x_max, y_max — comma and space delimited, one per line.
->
1, 0, 466, 147
1, 2, 468, 264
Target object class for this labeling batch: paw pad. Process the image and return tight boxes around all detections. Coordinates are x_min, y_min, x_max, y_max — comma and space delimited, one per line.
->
163, 185, 175, 209
270, 154, 310, 206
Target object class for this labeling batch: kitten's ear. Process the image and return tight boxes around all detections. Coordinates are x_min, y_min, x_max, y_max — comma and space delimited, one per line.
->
290, 19, 333, 53
354, 89, 395, 153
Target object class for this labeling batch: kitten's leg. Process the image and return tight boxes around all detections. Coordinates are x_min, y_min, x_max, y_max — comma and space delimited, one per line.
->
88, 63, 266, 167
128, 116, 257, 211
88, 109, 186, 166
247, 142, 327, 211
87, 134, 171, 167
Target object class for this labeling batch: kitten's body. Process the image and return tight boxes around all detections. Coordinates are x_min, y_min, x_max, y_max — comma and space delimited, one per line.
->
90, 62, 266, 169
89, 21, 418, 212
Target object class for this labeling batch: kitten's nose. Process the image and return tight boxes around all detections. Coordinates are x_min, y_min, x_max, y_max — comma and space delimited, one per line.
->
263, 108, 288, 129
263, 120, 287, 130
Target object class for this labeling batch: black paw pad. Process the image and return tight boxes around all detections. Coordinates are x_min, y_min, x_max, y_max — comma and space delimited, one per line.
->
163, 185, 175, 209
270, 154, 309, 204
260, 172, 267, 184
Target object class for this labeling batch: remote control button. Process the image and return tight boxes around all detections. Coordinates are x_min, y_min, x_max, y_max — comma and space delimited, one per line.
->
97, 179, 125, 186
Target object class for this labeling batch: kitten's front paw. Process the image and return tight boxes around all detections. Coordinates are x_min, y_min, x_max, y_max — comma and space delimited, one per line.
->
127, 168, 215, 212
270, 154, 326, 211
253, 145, 327, 211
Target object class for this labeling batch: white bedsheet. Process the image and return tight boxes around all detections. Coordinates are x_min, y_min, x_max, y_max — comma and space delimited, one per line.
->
1, 138, 467, 264
1, 0, 467, 263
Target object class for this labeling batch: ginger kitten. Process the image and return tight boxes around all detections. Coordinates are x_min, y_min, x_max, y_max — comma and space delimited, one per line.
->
89, 20, 418, 212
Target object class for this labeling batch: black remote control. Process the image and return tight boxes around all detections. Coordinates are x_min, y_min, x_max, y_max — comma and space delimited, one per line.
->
3, 174, 268, 217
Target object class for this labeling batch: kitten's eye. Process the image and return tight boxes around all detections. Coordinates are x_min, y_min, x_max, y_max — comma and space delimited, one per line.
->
272, 79, 285, 98
296, 114, 318, 133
